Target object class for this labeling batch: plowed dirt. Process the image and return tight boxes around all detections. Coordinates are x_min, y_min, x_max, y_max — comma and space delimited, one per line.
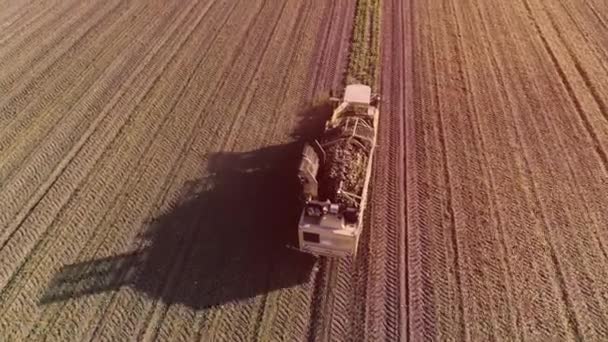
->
2, 0, 608, 341
404, 0, 608, 340
0, 0, 359, 340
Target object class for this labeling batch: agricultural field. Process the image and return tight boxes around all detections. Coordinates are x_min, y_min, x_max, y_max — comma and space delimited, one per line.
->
1, 0, 608, 341
405, 0, 608, 340
0, 0, 381, 340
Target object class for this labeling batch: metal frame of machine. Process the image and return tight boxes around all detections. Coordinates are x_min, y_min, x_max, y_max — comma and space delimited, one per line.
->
296, 84, 379, 258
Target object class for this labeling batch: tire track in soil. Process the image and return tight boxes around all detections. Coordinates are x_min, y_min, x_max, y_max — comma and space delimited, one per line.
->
0, 0, 34, 23
141, 2, 303, 339
582, 0, 608, 31
444, 0, 524, 339
0, 0, 208, 300
532, 0, 608, 172
401, 0, 608, 339
203, 8, 320, 341
0, 0, 133, 158
452, 0, 528, 339
3, 0, 209, 336
0, 1, 166, 239
0, 0, 174, 249
307, 1, 338, 100
0, 0, 82, 49
0, 0, 131, 137
0, 0, 415, 340
0, 0, 144, 164
543, 1, 608, 121
0, 0, 110, 94
541, 0, 608, 263
0, 0, 204, 312
139, 2, 292, 338
207, 10, 308, 342
197, 3, 318, 340
260, 2, 350, 341
77, 2, 282, 340
36, 4, 239, 339
470, 1, 582, 339
404, 0, 462, 340
509, 1, 608, 338
50, 2, 236, 335
446, 0, 534, 339
532, 0, 608, 258
556, 1, 608, 68
306, 0, 407, 340
468, 0, 607, 339
147, 2, 354, 340
0, 0, 55, 44
300, 1, 360, 341
20, 1, 222, 340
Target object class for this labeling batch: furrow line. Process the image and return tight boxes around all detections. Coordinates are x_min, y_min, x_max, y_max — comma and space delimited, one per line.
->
556, 1, 608, 66
0, 0, 82, 48
454, 0, 526, 339
541, 0, 608, 124
383, 0, 408, 340
307, 1, 337, 99
305, 1, 357, 340
507, 102, 585, 341
0, 1, 177, 245
499, 3, 588, 339
520, 0, 608, 175
476, 0, 582, 338
368, 1, 398, 340
162, 1, 294, 337
266, 4, 345, 340
513, 1, 608, 336
42, 2, 227, 337
171, 2, 304, 338
79, 1, 246, 338
0, 0, 143, 150
409, 2, 469, 339
582, 0, 608, 31
0, 0, 52, 43
0, 0, 208, 303
400, 0, 414, 339
406, 0, 435, 338
87, 2, 274, 340
431, 4, 467, 338
19, 1, 218, 339
84, 4, 242, 338
534, 0, 608, 259
0, 7, 201, 324
216, 3, 317, 339
0, 0, 110, 93
442, 0, 522, 339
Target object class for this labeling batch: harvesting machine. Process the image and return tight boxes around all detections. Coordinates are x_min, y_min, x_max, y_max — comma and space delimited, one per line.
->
296, 84, 379, 258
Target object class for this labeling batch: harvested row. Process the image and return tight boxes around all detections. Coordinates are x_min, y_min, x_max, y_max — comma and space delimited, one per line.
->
408, 0, 608, 340
302, 1, 358, 341
22, 1, 238, 340
0, 1, 181, 238
0, 0, 221, 337
306, 0, 408, 341
0, 0, 373, 341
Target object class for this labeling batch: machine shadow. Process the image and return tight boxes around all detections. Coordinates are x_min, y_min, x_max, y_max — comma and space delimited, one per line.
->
41, 104, 334, 310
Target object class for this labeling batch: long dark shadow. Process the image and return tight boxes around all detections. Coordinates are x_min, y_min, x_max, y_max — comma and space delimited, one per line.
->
41, 102, 334, 310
